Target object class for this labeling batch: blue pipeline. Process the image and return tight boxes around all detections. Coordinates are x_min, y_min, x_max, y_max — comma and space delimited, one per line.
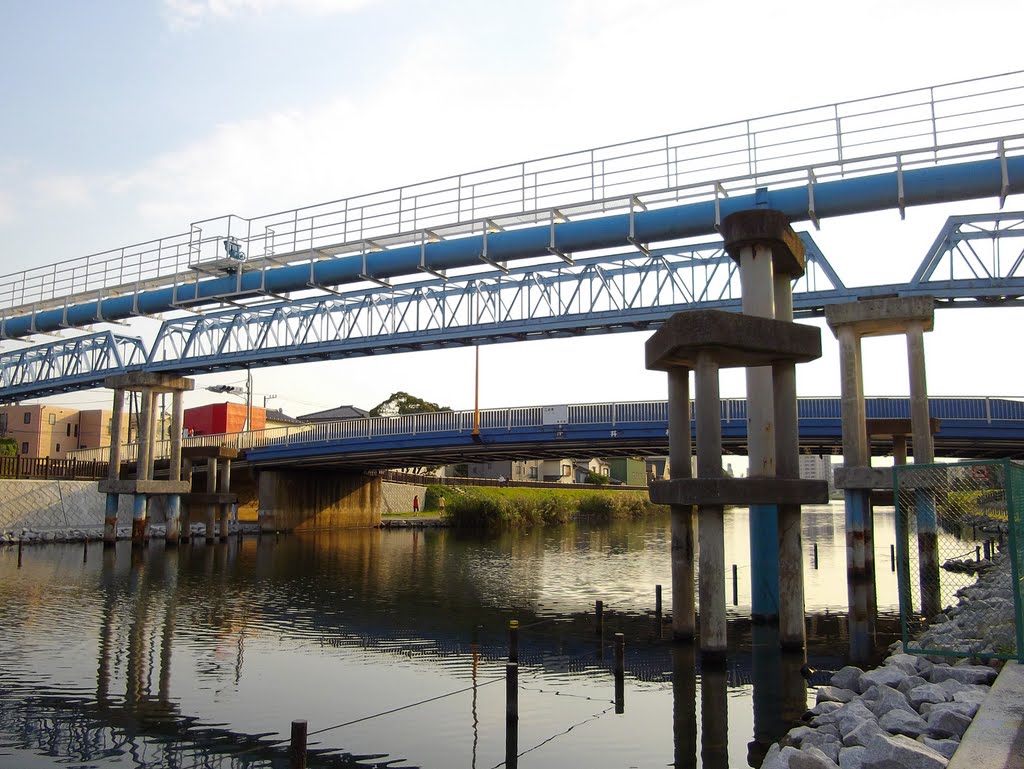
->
7, 155, 1024, 339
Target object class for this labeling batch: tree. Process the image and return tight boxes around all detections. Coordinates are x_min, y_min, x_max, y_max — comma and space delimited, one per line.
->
369, 391, 450, 417
0, 438, 17, 456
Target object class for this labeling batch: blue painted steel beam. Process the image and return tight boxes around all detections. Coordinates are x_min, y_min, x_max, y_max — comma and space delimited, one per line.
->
5, 155, 1024, 339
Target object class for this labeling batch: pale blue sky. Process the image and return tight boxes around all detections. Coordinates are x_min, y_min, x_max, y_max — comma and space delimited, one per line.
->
2, 1, 1023, 416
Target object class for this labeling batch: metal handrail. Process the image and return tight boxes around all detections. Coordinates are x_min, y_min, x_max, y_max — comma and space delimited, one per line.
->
2, 71, 1023, 317
62, 395, 1024, 464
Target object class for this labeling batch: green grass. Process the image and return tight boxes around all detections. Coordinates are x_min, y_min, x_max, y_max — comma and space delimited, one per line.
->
423, 484, 666, 528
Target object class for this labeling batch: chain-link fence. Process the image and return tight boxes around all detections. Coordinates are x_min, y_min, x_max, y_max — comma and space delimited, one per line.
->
895, 459, 1024, 661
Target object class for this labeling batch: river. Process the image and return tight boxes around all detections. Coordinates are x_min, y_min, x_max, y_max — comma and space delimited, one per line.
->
0, 503, 927, 768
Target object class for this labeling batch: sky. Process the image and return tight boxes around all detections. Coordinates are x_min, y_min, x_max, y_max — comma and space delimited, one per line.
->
1, 0, 1023, 419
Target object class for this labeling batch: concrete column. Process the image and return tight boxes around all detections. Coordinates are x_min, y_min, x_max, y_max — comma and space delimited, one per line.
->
772, 274, 804, 652
695, 351, 726, 660
218, 458, 232, 542
104, 388, 125, 546
740, 241, 779, 622
205, 457, 218, 543
166, 392, 185, 545
668, 367, 696, 640
132, 388, 154, 546
181, 457, 193, 542
836, 325, 870, 579
907, 321, 940, 617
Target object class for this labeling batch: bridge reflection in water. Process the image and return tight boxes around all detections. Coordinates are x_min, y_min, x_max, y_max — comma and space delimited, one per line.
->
0, 506, 943, 769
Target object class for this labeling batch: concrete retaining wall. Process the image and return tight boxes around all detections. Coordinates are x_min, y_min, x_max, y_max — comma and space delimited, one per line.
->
381, 481, 427, 514
0, 480, 134, 535
257, 469, 381, 530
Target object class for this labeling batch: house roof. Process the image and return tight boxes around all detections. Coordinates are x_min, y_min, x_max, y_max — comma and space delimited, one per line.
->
265, 409, 301, 424
297, 405, 369, 421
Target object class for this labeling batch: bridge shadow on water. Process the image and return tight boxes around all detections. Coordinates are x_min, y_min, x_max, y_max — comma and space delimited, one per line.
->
0, 515, 904, 769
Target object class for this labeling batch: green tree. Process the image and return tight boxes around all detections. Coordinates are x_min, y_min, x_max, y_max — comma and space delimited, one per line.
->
369, 391, 450, 417
0, 438, 16, 456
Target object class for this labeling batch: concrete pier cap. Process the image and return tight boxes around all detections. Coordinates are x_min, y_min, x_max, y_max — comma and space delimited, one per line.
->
824, 295, 935, 337
103, 371, 196, 392
720, 209, 807, 278
646, 309, 822, 372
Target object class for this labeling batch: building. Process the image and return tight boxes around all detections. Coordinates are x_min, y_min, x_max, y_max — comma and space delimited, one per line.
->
0, 405, 124, 459
265, 409, 302, 429
184, 403, 267, 435
799, 453, 834, 492
607, 457, 649, 486
297, 405, 369, 423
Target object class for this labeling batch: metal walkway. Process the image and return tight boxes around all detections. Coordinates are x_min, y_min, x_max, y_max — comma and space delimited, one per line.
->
66, 396, 1024, 468
3, 211, 1024, 404
2, 70, 1024, 341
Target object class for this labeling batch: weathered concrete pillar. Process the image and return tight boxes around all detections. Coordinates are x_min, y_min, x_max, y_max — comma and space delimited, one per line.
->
132, 388, 154, 546
772, 273, 805, 652
104, 388, 125, 546
695, 351, 727, 660
181, 457, 193, 541
738, 240, 780, 622
218, 459, 232, 542
907, 320, 940, 617
205, 457, 218, 543
836, 324, 870, 579
166, 391, 184, 545
668, 367, 696, 640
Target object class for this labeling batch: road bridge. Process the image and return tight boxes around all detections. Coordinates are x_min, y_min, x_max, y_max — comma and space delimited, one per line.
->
67, 396, 1024, 470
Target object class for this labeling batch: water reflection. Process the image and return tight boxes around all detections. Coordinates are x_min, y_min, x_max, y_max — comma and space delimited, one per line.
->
0, 505, 916, 768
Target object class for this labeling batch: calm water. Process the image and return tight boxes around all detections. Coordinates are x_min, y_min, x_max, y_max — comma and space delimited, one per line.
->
0, 503, 955, 769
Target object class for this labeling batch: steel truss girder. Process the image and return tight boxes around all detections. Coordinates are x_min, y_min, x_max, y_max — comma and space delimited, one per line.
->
910, 212, 1024, 302
145, 234, 848, 373
0, 331, 146, 403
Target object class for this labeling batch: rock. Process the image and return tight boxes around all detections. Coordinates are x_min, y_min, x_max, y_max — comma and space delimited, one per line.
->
926, 707, 973, 739
907, 683, 952, 710
929, 664, 996, 686
921, 701, 979, 719
817, 686, 858, 704
952, 688, 988, 706
762, 743, 802, 769
791, 745, 841, 769
919, 736, 959, 759
831, 666, 865, 692
898, 675, 929, 695
879, 708, 929, 738
863, 732, 949, 769
861, 684, 915, 718
859, 666, 908, 691
809, 701, 844, 718
885, 654, 922, 675
842, 718, 888, 748
800, 732, 843, 764
836, 701, 878, 738
838, 746, 867, 769
936, 677, 966, 695
785, 726, 818, 746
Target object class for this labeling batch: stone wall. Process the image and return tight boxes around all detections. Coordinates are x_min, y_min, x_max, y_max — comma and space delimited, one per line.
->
381, 481, 427, 514
0, 480, 134, 536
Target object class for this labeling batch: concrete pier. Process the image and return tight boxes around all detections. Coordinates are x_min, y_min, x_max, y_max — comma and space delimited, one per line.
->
99, 373, 193, 546
667, 367, 696, 640
826, 296, 939, 622
648, 212, 827, 657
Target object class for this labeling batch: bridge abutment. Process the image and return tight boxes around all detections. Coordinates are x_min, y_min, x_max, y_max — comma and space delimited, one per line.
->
257, 469, 382, 531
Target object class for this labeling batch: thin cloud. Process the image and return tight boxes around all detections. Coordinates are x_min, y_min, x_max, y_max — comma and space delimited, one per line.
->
32, 175, 92, 208
162, 0, 378, 28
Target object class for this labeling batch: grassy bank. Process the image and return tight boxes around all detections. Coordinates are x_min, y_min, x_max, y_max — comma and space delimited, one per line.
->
423, 484, 667, 528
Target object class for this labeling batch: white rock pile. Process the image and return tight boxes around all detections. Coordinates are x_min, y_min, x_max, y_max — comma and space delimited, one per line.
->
2, 522, 244, 544
762, 547, 1014, 769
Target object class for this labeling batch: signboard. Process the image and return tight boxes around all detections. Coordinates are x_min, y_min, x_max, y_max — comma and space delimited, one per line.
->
542, 405, 569, 425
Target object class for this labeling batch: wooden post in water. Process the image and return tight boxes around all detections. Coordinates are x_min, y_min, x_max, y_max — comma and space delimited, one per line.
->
17, 538, 22, 568
508, 620, 519, 663
732, 565, 738, 606
290, 719, 307, 769
505, 662, 519, 769
655, 584, 662, 617
614, 633, 625, 677
595, 600, 604, 635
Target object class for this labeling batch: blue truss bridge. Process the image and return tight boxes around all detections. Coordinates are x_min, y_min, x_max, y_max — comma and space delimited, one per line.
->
3, 71, 1024, 403
67, 396, 1024, 467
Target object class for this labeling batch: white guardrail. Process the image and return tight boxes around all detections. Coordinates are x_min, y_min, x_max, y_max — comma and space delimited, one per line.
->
3, 71, 1024, 317
63, 396, 1024, 464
